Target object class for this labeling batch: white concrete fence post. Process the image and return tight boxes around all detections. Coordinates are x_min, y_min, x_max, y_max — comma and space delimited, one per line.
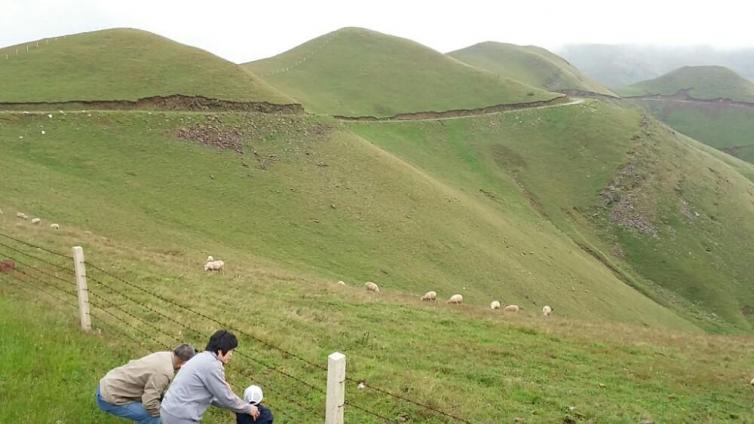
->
72, 246, 91, 331
325, 352, 346, 424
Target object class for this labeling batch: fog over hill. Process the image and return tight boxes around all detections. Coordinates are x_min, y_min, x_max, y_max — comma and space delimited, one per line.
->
559, 44, 754, 87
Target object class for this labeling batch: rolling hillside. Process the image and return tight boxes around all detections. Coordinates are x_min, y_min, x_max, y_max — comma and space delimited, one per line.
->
244, 27, 559, 117
0, 28, 291, 103
448, 42, 615, 96
349, 101, 754, 332
618, 66, 754, 102
2, 100, 754, 421
633, 99, 754, 164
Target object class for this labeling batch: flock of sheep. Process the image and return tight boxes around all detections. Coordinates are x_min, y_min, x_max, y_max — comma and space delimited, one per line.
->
365, 281, 553, 317
9, 210, 60, 230
8, 208, 553, 317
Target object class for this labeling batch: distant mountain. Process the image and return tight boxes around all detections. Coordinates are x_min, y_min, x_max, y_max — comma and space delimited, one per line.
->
0, 28, 291, 103
619, 66, 754, 102
244, 27, 559, 117
448, 42, 614, 96
558, 44, 754, 88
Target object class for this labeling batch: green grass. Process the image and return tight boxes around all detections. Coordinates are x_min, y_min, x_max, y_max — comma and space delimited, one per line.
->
348, 100, 754, 332
618, 66, 754, 102
0, 292, 130, 423
0, 109, 692, 330
2, 101, 754, 421
633, 99, 754, 164
0, 28, 291, 103
244, 27, 559, 117
2, 246, 754, 423
448, 42, 615, 96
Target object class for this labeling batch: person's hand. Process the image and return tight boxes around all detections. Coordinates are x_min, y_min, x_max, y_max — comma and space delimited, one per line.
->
249, 404, 260, 421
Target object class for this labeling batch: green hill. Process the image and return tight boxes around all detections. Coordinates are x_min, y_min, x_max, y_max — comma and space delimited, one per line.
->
3, 100, 754, 421
349, 101, 754, 332
619, 66, 754, 102
244, 27, 559, 117
0, 28, 291, 103
448, 42, 615, 96
632, 99, 754, 164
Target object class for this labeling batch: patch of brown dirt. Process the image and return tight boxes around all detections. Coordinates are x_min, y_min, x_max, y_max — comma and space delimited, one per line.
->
176, 116, 244, 154
0, 259, 16, 273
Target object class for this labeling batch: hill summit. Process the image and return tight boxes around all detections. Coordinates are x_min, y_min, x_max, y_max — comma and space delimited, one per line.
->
0, 28, 291, 103
245, 27, 559, 117
619, 65, 754, 102
448, 41, 615, 96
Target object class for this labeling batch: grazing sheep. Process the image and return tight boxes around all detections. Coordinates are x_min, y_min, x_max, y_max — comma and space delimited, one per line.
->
16, 212, 28, 220
337, 280, 347, 286
447, 294, 463, 304
503, 304, 520, 313
50, 223, 60, 230
31, 218, 41, 224
490, 300, 501, 310
0, 259, 16, 273
365, 282, 380, 293
204, 260, 224, 272
542, 305, 553, 317
420, 291, 437, 302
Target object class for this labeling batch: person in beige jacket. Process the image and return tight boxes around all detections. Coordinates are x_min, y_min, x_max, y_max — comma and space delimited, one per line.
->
96, 344, 196, 424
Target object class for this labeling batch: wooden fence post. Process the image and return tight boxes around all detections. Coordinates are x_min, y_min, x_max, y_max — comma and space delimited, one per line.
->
325, 352, 346, 424
72, 246, 91, 331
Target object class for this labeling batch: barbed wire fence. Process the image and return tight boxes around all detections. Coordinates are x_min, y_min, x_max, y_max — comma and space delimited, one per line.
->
0, 231, 472, 423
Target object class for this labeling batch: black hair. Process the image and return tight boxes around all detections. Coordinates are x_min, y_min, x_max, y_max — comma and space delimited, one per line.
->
205, 329, 238, 356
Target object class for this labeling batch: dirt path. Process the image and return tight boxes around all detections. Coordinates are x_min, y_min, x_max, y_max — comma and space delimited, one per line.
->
0, 95, 304, 114
338, 97, 585, 123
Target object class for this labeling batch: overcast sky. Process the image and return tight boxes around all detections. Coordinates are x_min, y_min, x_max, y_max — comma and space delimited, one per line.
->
2, 0, 753, 63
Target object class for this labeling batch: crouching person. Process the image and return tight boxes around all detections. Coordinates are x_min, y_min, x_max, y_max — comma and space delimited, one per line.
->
96, 344, 196, 424
161, 330, 260, 423
237, 385, 274, 424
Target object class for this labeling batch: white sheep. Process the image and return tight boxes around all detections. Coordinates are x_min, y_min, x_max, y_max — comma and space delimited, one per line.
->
337, 280, 347, 286
420, 291, 437, 302
50, 223, 60, 230
447, 294, 463, 304
542, 305, 553, 317
503, 304, 520, 313
206, 256, 214, 262
365, 282, 380, 293
204, 260, 224, 272
31, 218, 41, 224
16, 212, 28, 220
490, 300, 501, 310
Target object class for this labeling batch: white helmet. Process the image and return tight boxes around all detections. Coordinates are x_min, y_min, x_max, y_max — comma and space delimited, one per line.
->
243, 385, 264, 404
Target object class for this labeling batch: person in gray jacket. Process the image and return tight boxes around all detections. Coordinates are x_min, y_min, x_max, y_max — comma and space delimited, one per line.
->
160, 330, 260, 423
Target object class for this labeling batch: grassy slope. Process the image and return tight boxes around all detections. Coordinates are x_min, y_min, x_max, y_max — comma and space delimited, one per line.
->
0, 28, 290, 103
448, 42, 615, 96
2, 228, 754, 423
633, 99, 754, 164
2, 105, 754, 421
0, 293, 128, 423
244, 28, 558, 117
0, 110, 692, 330
619, 66, 754, 102
349, 100, 754, 332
